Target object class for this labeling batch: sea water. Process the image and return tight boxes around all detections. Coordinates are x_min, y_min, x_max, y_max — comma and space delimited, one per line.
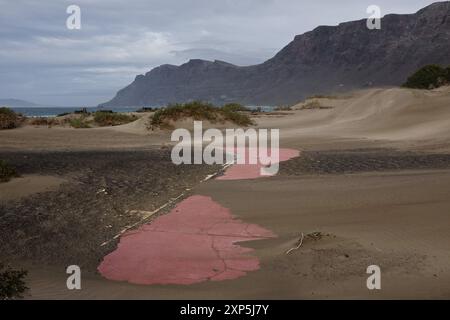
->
10, 105, 275, 117
9, 106, 152, 117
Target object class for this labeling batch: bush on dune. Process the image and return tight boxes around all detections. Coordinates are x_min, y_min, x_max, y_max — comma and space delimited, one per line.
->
149, 101, 253, 129
274, 105, 293, 111
93, 111, 137, 127
220, 107, 253, 126
0, 107, 22, 130
136, 107, 155, 113
29, 117, 65, 128
151, 101, 219, 126
67, 111, 137, 128
0, 160, 19, 183
69, 118, 91, 128
300, 100, 333, 110
73, 108, 90, 115
402, 64, 450, 89
0, 263, 28, 300
220, 103, 249, 112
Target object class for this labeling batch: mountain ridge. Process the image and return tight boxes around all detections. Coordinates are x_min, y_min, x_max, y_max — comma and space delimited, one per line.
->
0, 99, 39, 107
100, 1, 450, 107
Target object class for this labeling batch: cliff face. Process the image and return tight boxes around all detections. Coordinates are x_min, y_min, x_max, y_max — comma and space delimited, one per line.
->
100, 2, 450, 107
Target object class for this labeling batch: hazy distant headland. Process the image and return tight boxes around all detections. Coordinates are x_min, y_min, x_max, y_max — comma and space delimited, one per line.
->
0, 99, 39, 107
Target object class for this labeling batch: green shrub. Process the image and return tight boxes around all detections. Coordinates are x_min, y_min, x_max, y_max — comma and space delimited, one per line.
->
221, 103, 249, 112
220, 107, 253, 126
151, 101, 218, 128
306, 94, 338, 99
30, 117, 64, 128
301, 100, 322, 109
69, 118, 91, 129
0, 107, 22, 130
300, 100, 333, 110
274, 105, 292, 111
150, 101, 253, 129
73, 108, 90, 115
0, 263, 28, 300
0, 160, 19, 182
93, 111, 137, 126
136, 107, 155, 113
403, 65, 449, 89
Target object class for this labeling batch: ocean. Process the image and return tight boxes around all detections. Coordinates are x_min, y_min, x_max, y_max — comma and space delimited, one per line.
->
10, 105, 276, 117
9, 106, 151, 117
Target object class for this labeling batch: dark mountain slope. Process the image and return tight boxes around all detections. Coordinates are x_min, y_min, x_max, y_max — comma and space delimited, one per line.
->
101, 2, 450, 107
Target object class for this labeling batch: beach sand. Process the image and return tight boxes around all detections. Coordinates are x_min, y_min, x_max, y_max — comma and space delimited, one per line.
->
1, 86, 450, 299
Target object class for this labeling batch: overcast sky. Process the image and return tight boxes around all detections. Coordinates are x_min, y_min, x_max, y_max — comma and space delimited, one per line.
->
0, 0, 439, 106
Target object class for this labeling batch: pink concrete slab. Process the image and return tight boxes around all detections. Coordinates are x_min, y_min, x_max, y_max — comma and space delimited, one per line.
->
98, 195, 276, 285
217, 148, 299, 180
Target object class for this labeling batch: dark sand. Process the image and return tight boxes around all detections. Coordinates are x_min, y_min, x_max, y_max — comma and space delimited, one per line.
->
0, 149, 219, 270
2, 147, 449, 299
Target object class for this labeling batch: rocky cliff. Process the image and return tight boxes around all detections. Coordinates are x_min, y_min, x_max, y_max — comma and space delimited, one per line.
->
100, 2, 450, 107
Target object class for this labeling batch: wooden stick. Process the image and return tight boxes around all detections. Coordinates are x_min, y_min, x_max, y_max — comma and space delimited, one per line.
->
286, 232, 305, 255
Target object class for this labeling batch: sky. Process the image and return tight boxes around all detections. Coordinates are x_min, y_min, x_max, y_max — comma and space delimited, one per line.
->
0, 0, 440, 106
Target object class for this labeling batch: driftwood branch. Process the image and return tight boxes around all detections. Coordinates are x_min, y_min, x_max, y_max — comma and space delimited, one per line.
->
285, 232, 305, 255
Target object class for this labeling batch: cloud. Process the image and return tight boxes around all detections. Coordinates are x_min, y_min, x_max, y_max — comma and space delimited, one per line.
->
0, 31, 180, 66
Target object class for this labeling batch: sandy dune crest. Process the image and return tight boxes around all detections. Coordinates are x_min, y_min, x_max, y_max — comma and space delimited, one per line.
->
257, 86, 450, 145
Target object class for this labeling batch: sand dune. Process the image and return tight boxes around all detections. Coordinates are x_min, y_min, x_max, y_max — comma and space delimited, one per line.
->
257, 86, 450, 148
2, 86, 450, 299
2, 86, 449, 152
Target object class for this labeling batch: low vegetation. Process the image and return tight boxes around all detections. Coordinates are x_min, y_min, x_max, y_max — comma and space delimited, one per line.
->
300, 100, 333, 110
0, 160, 19, 182
220, 103, 249, 112
67, 111, 137, 128
136, 107, 156, 113
62, 108, 90, 118
73, 108, 90, 115
274, 105, 293, 111
93, 111, 137, 127
29, 117, 65, 128
149, 101, 253, 129
0, 263, 28, 300
306, 94, 338, 99
69, 118, 91, 128
0, 107, 23, 130
403, 64, 450, 89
